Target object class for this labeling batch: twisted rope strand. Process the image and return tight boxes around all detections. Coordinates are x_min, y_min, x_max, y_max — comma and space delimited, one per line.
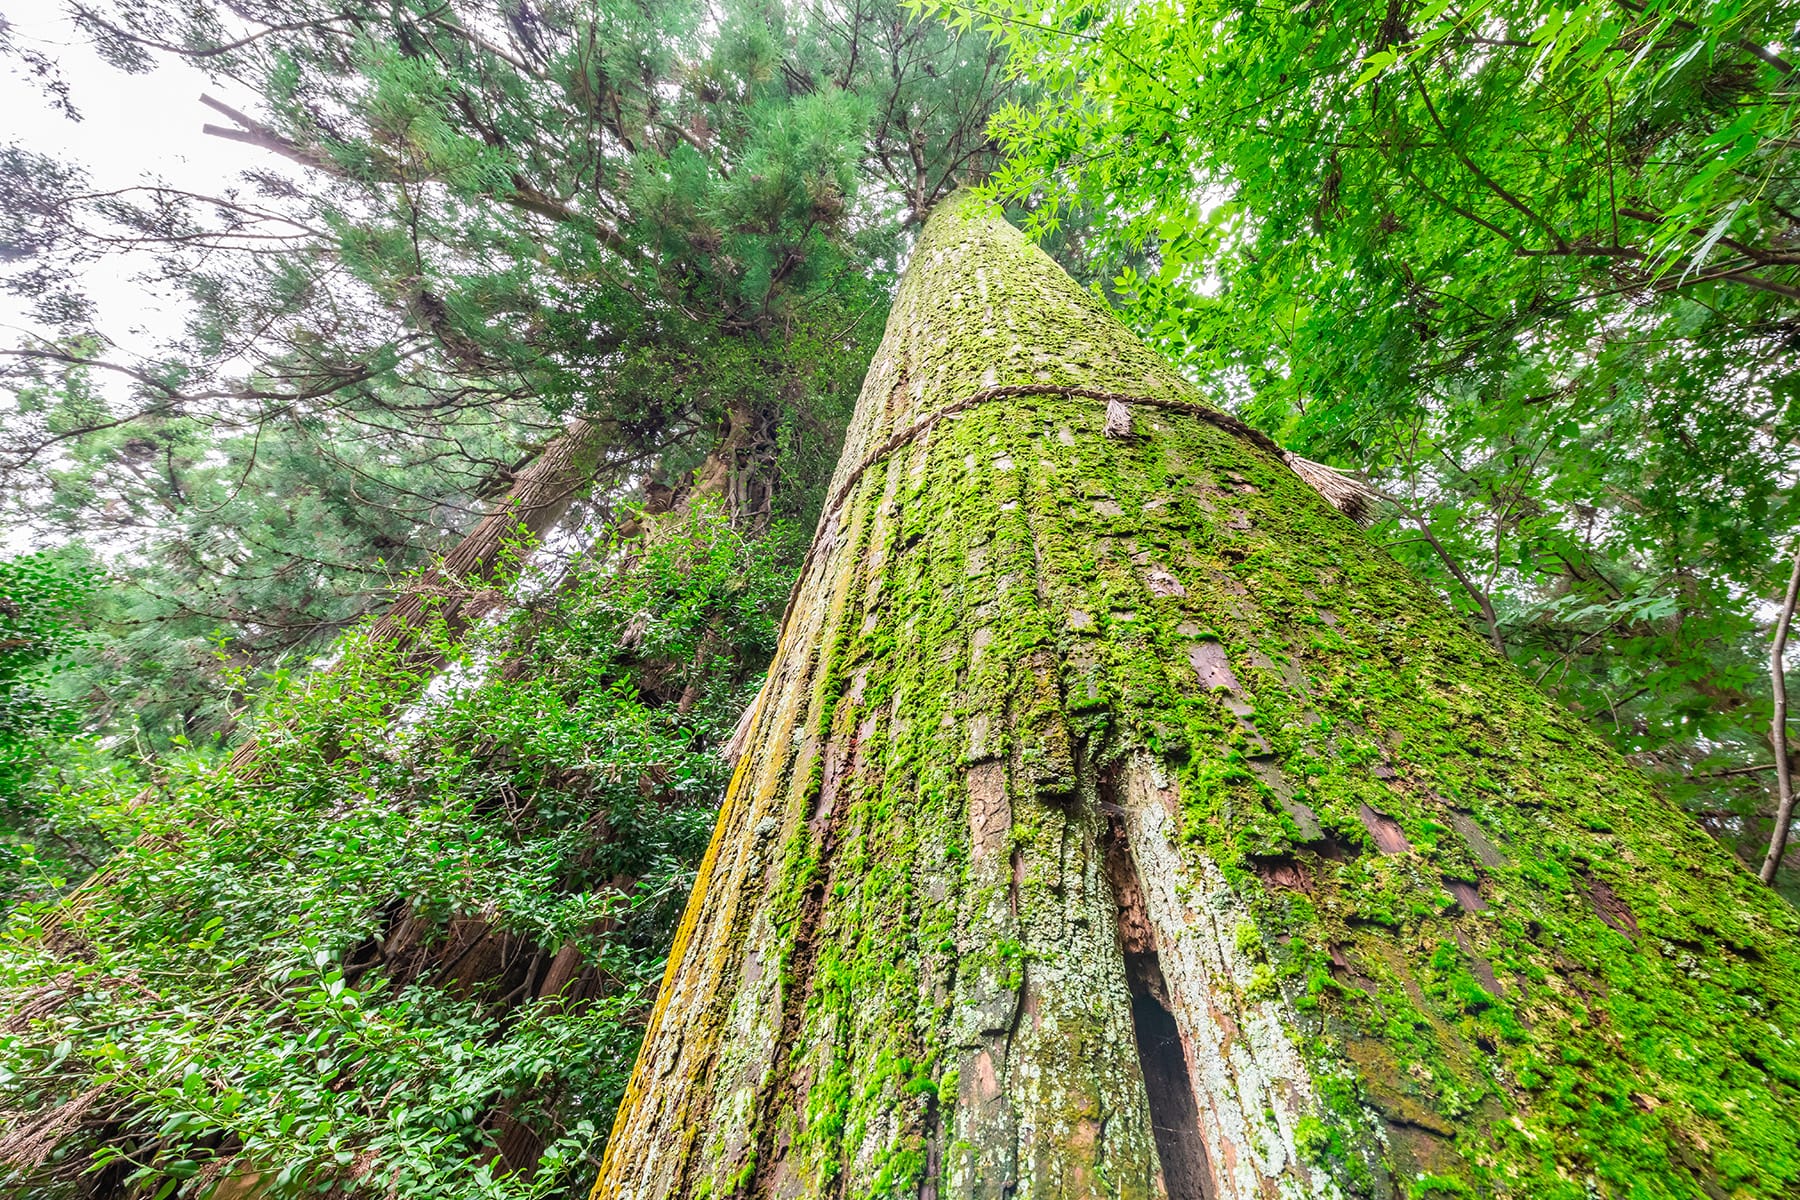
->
726, 385, 1374, 762
785, 387, 1280, 624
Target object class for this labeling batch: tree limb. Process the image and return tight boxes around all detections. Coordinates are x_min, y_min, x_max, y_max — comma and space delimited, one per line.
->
198, 94, 636, 256
1759, 542, 1800, 883
1374, 486, 1507, 654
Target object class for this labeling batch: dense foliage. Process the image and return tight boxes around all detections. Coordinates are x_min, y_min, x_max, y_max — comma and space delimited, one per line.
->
0, 550, 94, 801
0, 548, 110, 909
2, 0, 1012, 749
0, 505, 791, 1198
922, 0, 1800, 858
2, 0, 1798, 1190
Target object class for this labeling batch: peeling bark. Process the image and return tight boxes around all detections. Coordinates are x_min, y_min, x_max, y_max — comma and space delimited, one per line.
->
591, 196, 1800, 1198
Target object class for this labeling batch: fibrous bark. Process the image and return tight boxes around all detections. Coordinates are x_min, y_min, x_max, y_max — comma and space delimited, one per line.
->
592, 195, 1800, 1198
345, 416, 605, 658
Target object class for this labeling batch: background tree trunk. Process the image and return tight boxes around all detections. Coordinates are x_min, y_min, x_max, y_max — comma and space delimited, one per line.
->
38, 417, 608, 947
214, 413, 605, 774
360, 416, 605, 644
591, 195, 1800, 1199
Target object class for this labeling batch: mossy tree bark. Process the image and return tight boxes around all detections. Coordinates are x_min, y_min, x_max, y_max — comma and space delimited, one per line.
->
590, 196, 1800, 1199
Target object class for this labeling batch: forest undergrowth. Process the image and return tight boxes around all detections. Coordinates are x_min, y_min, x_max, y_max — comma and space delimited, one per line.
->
0, 504, 794, 1199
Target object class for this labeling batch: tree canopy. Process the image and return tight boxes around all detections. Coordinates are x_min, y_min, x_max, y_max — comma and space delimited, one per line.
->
3, 0, 1012, 749
922, 0, 1800, 840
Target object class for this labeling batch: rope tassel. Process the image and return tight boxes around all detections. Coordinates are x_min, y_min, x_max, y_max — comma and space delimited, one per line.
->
1281, 452, 1382, 526
1103, 397, 1133, 439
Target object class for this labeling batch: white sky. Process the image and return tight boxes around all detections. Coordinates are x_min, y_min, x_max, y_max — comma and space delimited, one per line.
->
1, 0, 260, 357
2, 1, 275, 551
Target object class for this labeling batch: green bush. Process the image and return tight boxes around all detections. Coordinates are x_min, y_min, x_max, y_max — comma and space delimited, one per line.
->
0, 550, 108, 909
0, 503, 795, 1198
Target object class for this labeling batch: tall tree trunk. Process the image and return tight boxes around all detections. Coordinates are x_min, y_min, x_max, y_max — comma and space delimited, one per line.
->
591, 196, 1800, 1198
40, 417, 607, 943
212, 414, 605, 773
363, 416, 605, 646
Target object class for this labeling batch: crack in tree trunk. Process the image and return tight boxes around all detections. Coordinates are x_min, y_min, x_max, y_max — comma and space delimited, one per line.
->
1102, 786, 1213, 1200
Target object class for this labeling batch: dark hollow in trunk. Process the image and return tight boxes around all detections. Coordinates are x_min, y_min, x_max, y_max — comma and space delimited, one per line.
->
1107, 792, 1213, 1200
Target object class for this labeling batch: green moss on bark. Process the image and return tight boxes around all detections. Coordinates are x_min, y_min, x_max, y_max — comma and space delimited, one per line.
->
594, 195, 1800, 1200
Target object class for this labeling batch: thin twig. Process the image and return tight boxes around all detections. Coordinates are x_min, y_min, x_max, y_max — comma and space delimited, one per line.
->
1370, 486, 1506, 654
1758, 542, 1800, 883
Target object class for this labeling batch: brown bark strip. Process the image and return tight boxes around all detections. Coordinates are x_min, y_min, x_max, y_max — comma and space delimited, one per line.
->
746, 721, 860, 1196
1586, 876, 1639, 938
1357, 804, 1412, 855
